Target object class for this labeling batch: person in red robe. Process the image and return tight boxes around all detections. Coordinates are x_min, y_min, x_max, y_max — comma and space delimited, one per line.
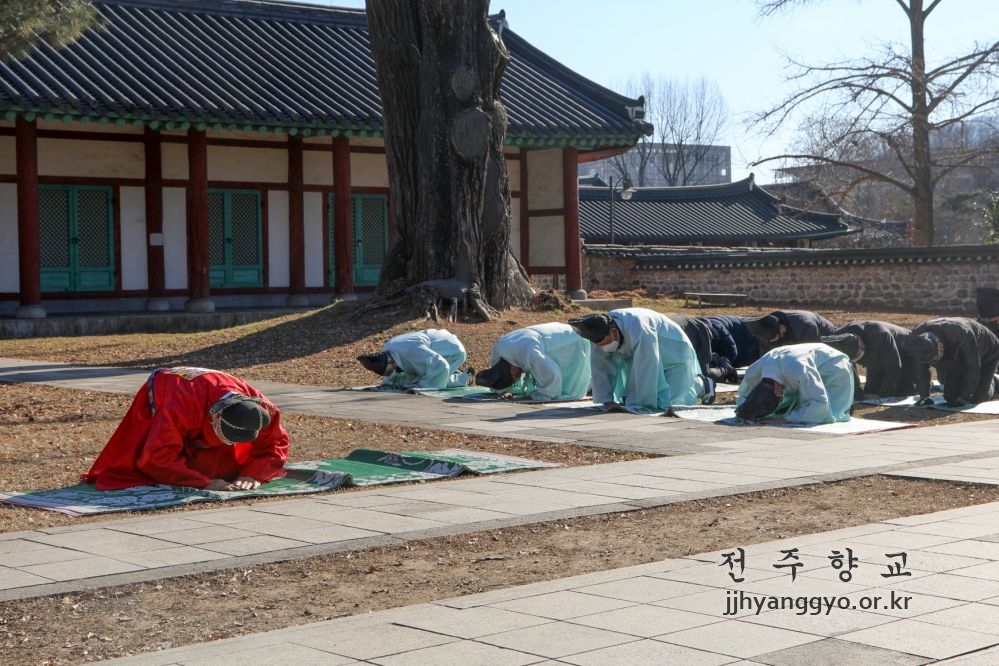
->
83, 367, 289, 491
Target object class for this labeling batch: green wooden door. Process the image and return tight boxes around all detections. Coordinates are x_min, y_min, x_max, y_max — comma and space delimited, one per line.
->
39, 185, 115, 292
352, 194, 387, 286
208, 189, 263, 288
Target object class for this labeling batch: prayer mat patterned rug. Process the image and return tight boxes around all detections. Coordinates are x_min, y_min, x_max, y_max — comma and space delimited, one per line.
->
0, 449, 560, 516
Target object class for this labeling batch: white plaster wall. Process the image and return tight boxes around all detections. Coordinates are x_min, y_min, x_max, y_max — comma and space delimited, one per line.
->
0, 184, 18, 291
163, 188, 187, 290
118, 186, 148, 290
162, 143, 188, 181
304, 192, 325, 288
268, 190, 290, 288
0, 137, 14, 176
304, 151, 333, 186
528, 215, 566, 267
526, 149, 564, 210
210, 146, 287, 183
509, 195, 521, 261
351, 153, 389, 187
38, 139, 144, 178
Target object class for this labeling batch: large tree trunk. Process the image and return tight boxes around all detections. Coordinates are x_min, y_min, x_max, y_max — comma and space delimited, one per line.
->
366, 0, 533, 311
907, 0, 935, 246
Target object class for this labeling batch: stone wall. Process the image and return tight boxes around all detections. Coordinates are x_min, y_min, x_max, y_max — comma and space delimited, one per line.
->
582, 245, 999, 313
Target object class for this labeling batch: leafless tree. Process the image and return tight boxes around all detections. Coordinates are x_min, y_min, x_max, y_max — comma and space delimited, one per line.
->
366, 0, 533, 315
753, 0, 999, 246
602, 74, 728, 188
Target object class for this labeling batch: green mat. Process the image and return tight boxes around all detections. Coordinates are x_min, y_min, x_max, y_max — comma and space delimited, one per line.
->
350, 385, 493, 398
0, 449, 560, 516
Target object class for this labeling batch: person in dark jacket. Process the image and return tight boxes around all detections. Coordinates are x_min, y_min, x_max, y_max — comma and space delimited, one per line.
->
976, 287, 999, 337
700, 315, 762, 382
901, 317, 999, 406
821, 320, 918, 398
668, 314, 713, 377
746, 310, 838, 353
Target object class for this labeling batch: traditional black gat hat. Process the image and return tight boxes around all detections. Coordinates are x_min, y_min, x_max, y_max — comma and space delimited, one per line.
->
567, 314, 613, 343
735, 378, 781, 421
475, 359, 516, 390
357, 351, 391, 376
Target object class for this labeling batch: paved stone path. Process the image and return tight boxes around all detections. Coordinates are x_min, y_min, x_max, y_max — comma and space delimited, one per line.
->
3, 357, 999, 663
97, 500, 999, 665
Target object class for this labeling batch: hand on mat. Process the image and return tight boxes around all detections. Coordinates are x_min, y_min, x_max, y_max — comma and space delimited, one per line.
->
914, 396, 935, 407
205, 478, 235, 491
231, 476, 262, 490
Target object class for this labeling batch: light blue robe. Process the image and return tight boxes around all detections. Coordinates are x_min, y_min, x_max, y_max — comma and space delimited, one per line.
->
737, 342, 854, 424
382, 329, 469, 389
489, 323, 591, 401
590, 308, 702, 409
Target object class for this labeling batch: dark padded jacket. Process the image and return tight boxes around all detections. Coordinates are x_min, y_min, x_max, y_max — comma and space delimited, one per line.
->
669, 314, 712, 375
772, 310, 838, 345
834, 320, 916, 398
701, 315, 761, 368
910, 317, 999, 404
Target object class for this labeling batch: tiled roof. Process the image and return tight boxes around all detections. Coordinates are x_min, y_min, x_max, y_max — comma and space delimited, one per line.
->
0, 0, 647, 147
579, 175, 856, 244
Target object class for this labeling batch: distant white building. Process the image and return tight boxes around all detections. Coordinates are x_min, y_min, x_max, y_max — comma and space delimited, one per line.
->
580, 143, 731, 188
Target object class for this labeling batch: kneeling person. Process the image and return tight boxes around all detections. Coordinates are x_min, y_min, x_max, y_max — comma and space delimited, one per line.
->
569, 308, 714, 411
83, 367, 289, 491
475, 323, 591, 401
358, 329, 469, 390
736, 343, 854, 424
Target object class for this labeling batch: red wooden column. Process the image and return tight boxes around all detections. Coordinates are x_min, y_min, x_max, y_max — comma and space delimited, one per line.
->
332, 136, 353, 294
185, 128, 213, 312
287, 135, 308, 305
144, 127, 169, 311
15, 117, 45, 319
562, 146, 583, 295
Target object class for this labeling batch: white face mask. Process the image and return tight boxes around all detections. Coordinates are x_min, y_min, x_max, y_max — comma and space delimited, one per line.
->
599, 340, 620, 353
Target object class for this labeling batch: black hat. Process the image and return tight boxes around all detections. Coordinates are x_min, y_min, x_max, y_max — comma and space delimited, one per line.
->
215, 396, 271, 443
568, 314, 614, 343
358, 351, 391, 376
899, 333, 939, 364
821, 333, 862, 362
736, 378, 781, 420
745, 315, 781, 341
475, 359, 516, 390
977, 287, 999, 318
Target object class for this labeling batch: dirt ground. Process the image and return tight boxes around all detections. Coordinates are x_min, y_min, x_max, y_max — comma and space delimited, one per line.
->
0, 294, 996, 664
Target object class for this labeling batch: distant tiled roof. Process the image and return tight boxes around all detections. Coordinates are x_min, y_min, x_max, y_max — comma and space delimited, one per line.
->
578, 175, 855, 244
0, 0, 648, 148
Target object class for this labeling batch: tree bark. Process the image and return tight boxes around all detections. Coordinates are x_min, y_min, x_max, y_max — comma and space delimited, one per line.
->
907, 0, 935, 246
367, 0, 533, 311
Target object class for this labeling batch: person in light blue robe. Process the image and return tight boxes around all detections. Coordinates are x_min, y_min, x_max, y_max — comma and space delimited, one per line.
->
736, 342, 854, 424
568, 308, 711, 411
358, 329, 469, 389
475, 323, 591, 401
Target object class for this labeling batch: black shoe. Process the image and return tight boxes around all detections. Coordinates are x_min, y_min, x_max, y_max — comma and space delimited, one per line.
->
701, 376, 716, 405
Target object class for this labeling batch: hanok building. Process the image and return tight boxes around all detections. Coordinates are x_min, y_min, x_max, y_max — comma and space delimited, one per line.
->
0, 0, 648, 318
578, 175, 857, 248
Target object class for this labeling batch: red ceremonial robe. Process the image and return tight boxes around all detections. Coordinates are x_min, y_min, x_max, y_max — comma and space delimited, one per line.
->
83, 368, 289, 490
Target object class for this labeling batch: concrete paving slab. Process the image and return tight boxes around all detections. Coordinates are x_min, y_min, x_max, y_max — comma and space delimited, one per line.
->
656, 620, 821, 659
838, 619, 999, 660
560, 638, 737, 665
478, 621, 637, 659
752, 638, 931, 665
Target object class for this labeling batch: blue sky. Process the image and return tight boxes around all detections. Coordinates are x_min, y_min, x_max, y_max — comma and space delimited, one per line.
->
303, 0, 997, 181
